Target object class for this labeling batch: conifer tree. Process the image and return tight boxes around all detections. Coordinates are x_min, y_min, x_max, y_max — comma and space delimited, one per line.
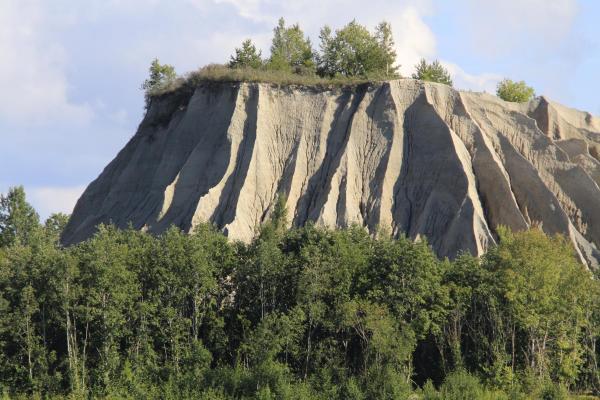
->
412, 58, 453, 86
229, 39, 263, 69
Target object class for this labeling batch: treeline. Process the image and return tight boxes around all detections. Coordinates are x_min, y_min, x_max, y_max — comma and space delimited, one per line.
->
141, 18, 455, 104
143, 18, 538, 108
229, 18, 400, 79
1, 187, 599, 399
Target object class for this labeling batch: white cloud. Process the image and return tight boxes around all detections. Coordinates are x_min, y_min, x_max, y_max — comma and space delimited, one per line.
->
0, 0, 93, 125
28, 185, 86, 220
389, 6, 436, 76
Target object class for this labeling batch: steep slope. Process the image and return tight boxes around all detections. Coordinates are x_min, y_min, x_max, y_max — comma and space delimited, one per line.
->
62, 80, 600, 266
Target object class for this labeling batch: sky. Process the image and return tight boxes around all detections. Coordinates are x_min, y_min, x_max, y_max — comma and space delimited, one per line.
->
1, 0, 599, 220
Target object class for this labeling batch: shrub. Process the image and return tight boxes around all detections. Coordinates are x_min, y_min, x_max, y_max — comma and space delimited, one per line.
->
496, 79, 535, 102
422, 380, 441, 400
439, 370, 484, 400
412, 59, 453, 86
537, 382, 568, 400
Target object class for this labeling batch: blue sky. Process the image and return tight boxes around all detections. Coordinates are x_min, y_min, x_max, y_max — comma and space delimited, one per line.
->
1, 0, 599, 219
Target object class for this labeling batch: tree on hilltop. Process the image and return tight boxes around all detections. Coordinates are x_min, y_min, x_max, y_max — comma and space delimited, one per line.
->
141, 58, 176, 108
375, 21, 398, 77
496, 78, 535, 102
268, 18, 314, 73
229, 39, 263, 69
412, 59, 453, 86
317, 20, 398, 78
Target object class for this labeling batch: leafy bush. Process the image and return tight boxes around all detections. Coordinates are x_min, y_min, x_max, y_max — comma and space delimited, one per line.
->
421, 380, 441, 400
412, 59, 453, 86
536, 382, 568, 400
439, 370, 484, 400
496, 79, 535, 102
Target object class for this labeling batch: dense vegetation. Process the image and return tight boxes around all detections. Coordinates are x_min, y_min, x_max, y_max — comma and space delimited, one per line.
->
1, 186, 600, 399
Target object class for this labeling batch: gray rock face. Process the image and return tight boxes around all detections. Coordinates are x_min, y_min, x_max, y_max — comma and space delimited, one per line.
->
62, 80, 600, 266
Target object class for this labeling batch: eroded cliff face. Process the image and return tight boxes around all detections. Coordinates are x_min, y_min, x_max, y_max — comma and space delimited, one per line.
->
62, 80, 600, 266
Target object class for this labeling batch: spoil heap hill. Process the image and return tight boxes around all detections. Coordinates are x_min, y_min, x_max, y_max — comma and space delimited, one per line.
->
62, 79, 600, 266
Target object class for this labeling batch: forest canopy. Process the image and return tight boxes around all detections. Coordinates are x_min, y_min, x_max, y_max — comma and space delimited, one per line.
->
1, 186, 599, 399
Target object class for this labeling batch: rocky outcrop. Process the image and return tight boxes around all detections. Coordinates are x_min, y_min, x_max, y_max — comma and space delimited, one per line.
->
62, 79, 600, 266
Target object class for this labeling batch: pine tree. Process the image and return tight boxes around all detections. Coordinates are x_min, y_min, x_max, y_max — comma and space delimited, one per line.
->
412, 59, 453, 86
229, 39, 263, 69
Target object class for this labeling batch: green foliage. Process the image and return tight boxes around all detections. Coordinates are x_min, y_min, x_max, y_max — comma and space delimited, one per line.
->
439, 369, 485, 399
537, 382, 569, 400
152, 18, 401, 100
412, 58, 453, 86
268, 18, 315, 73
496, 79, 535, 102
0, 186, 40, 247
375, 21, 398, 77
484, 227, 591, 384
317, 20, 399, 78
141, 58, 177, 108
2, 188, 600, 399
229, 39, 263, 70
225, 18, 398, 80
